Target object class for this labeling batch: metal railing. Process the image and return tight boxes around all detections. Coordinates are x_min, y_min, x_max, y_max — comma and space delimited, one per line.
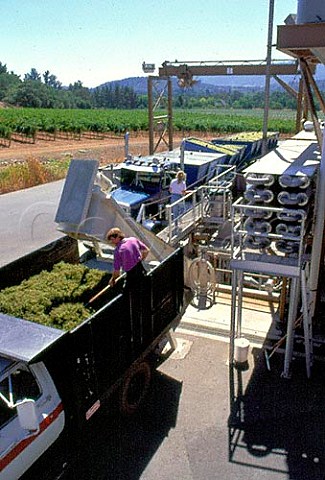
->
138, 164, 237, 244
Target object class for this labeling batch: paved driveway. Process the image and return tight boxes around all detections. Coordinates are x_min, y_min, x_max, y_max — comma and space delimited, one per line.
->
0, 180, 64, 267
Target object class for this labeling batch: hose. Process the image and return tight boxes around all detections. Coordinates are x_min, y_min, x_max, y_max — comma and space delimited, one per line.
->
187, 257, 215, 295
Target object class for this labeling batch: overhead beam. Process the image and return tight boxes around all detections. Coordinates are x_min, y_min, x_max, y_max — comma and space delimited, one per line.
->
277, 23, 325, 64
159, 62, 299, 78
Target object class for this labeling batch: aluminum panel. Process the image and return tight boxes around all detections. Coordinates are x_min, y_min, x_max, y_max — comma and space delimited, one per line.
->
0, 313, 65, 363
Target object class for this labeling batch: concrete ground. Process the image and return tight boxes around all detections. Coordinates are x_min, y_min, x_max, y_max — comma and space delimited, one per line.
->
146, 326, 325, 480
20, 296, 325, 480
148, 333, 325, 480
73, 327, 325, 480
62, 291, 325, 480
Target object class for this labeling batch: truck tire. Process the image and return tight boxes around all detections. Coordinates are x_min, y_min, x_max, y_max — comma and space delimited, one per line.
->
120, 361, 151, 415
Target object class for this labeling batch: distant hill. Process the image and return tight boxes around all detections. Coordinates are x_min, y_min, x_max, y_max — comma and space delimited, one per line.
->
97, 76, 271, 95
97, 77, 148, 94
199, 64, 325, 90
97, 64, 325, 95
97, 76, 225, 95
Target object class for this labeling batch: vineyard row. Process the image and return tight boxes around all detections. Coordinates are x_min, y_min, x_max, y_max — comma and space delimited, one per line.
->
0, 108, 296, 147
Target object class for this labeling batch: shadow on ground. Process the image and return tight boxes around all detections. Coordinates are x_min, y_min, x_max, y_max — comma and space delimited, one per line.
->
20, 368, 181, 480
228, 347, 325, 480
70, 369, 182, 480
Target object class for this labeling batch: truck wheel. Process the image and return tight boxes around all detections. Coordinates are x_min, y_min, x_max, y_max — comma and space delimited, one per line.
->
120, 361, 151, 415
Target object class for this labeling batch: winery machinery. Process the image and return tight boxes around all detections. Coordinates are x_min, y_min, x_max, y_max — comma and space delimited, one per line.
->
229, 131, 321, 378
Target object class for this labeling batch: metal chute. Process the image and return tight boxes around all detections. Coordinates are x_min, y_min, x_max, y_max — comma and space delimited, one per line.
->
55, 159, 174, 263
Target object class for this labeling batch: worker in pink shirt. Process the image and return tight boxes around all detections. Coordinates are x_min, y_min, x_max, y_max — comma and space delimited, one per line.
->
107, 227, 149, 287
106, 226, 150, 348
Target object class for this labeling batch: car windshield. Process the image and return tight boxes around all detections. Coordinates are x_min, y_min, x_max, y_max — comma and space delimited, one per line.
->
0, 356, 14, 378
120, 168, 161, 193
0, 363, 41, 427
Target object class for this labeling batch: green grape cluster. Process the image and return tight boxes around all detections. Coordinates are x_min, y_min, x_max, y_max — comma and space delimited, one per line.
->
0, 261, 109, 331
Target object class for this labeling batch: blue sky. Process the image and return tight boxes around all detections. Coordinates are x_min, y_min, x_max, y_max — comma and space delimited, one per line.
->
1, 0, 298, 88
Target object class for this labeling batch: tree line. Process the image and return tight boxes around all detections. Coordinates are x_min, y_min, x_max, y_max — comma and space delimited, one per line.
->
0, 61, 308, 111
0, 63, 138, 109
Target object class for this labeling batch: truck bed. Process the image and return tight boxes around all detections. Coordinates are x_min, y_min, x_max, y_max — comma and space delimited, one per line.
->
0, 235, 186, 425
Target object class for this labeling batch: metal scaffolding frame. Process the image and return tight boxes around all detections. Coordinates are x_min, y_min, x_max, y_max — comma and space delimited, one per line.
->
147, 76, 173, 155
148, 58, 303, 152
229, 199, 313, 378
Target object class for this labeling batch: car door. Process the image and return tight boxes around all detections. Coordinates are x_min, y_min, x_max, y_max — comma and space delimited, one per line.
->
0, 361, 64, 479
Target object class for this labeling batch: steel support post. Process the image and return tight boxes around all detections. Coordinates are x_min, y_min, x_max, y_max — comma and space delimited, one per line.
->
167, 77, 173, 151
295, 78, 304, 133
229, 269, 238, 365
282, 277, 300, 379
236, 270, 244, 338
303, 59, 325, 115
299, 59, 323, 148
309, 126, 325, 318
262, 0, 274, 156
301, 264, 313, 378
148, 76, 154, 155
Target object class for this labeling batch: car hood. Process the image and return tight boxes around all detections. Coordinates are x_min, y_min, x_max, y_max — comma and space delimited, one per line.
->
111, 188, 150, 207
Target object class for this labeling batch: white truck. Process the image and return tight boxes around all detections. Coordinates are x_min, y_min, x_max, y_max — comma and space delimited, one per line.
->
0, 236, 186, 479
0, 159, 189, 479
